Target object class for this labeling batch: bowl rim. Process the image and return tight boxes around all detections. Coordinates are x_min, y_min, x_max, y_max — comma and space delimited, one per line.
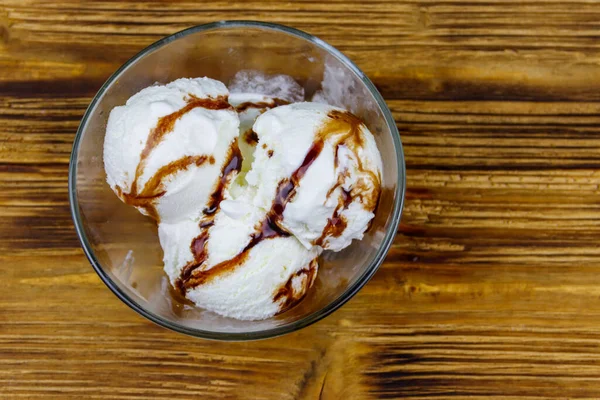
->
68, 20, 406, 341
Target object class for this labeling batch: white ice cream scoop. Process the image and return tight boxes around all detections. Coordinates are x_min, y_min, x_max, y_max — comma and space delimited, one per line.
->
103, 77, 239, 223
245, 102, 382, 251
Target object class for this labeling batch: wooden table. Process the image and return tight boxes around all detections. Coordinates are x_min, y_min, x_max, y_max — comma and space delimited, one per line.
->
3, 1, 600, 398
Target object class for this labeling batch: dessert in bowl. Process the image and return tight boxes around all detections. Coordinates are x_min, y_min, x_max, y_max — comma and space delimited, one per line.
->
69, 21, 405, 339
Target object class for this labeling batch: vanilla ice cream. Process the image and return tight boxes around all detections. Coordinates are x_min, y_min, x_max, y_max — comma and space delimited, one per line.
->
104, 74, 382, 321
103, 77, 239, 223
159, 214, 319, 320
244, 102, 382, 251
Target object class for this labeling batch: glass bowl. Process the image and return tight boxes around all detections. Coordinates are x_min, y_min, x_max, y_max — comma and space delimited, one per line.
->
69, 20, 405, 340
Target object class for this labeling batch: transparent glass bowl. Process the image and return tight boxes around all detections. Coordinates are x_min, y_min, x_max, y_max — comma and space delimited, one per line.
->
69, 21, 405, 340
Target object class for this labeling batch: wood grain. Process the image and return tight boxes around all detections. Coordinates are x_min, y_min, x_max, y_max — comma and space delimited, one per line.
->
3, 0, 600, 398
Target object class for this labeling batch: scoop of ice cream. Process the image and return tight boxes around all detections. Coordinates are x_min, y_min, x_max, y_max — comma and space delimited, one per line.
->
159, 214, 319, 320
244, 102, 382, 251
188, 237, 319, 321
159, 181, 320, 320
103, 77, 239, 223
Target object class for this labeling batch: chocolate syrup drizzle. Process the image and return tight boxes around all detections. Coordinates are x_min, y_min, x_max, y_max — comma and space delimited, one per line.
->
234, 98, 289, 113
243, 129, 259, 145
273, 258, 318, 312
311, 110, 381, 246
176, 109, 381, 313
314, 188, 352, 247
116, 95, 232, 222
175, 143, 243, 294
